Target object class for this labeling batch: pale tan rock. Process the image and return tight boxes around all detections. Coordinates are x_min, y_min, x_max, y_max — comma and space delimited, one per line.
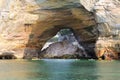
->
0, 0, 108, 59
2, 0, 120, 59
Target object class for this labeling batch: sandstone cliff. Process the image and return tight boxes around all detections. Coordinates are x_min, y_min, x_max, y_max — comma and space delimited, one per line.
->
81, 0, 120, 59
0, 0, 96, 59
0, 0, 119, 59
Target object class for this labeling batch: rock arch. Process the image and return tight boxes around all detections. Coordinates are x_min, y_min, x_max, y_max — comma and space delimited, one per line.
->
23, 6, 97, 58
0, 0, 100, 59
0, 0, 119, 59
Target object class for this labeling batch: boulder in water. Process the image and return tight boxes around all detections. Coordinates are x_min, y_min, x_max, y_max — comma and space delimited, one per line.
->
39, 41, 88, 59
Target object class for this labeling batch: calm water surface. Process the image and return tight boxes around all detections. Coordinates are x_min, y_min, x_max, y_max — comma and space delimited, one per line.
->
0, 59, 120, 80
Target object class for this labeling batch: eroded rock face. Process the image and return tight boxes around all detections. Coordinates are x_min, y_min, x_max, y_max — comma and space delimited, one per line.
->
81, 0, 120, 59
2, 0, 119, 59
39, 41, 87, 59
81, 0, 120, 36
81, 0, 120, 37
0, 0, 96, 58
0, 51, 17, 59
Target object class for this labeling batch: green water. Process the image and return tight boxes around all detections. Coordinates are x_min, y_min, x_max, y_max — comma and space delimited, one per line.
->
0, 59, 120, 80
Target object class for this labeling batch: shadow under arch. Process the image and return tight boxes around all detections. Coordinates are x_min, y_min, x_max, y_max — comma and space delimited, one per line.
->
23, 24, 98, 59
23, 0, 98, 59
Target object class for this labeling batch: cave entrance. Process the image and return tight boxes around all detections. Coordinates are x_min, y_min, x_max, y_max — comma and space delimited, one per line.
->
42, 29, 76, 50
0, 52, 17, 59
40, 28, 87, 59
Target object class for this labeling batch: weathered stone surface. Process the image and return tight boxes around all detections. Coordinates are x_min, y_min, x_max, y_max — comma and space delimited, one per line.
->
95, 39, 119, 60
81, 0, 120, 36
2, 0, 120, 59
81, 0, 120, 59
0, 51, 17, 59
80, 0, 99, 12
0, 0, 96, 58
40, 41, 87, 59
38, 30, 89, 59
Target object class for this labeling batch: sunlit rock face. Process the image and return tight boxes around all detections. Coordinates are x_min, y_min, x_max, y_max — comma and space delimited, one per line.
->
1, 0, 119, 59
81, 0, 120, 59
0, 0, 98, 59
81, 0, 120, 36
0, 0, 39, 58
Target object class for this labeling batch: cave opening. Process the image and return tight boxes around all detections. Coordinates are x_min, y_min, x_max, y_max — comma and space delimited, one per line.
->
39, 28, 87, 59
41, 28, 75, 50
0, 52, 17, 59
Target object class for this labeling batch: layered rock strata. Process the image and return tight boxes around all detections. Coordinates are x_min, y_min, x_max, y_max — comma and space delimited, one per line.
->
1, 0, 120, 59
81, 0, 120, 59
0, 0, 96, 59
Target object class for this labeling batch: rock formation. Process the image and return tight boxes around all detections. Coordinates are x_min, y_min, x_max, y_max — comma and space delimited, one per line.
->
40, 41, 87, 59
37, 29, 88, 59
0, 0, 96, 59
0, 0, 120, 59
80, 0, 120, 59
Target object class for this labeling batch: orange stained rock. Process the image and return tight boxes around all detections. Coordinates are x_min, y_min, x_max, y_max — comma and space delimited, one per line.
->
97, 47, 118, 60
